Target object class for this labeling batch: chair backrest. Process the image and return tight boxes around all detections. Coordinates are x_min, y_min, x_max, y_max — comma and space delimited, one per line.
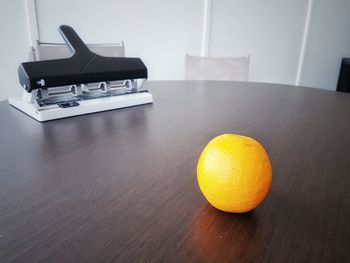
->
33, 42, 125, 61
186, 55, 249, 81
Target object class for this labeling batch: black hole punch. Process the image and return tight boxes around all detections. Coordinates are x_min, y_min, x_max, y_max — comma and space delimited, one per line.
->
18, 25, 148, 93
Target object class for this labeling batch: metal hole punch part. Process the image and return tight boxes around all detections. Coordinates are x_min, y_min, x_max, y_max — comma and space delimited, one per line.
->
8, 25, 153, 122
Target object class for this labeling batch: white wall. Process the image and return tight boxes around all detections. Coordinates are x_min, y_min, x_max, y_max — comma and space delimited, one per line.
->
0, 0, 31, 101
300, 0, 350, 90
1, 0, 350, 101
36, 0, 204, 80
209, 0, 308, 85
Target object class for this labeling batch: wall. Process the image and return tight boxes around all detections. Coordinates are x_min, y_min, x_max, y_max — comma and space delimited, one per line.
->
209, 0, 308, 85
300, 0, 350, 90
1, 0, 350, 101
0, 0, 31, 101
36, 0, 204, 80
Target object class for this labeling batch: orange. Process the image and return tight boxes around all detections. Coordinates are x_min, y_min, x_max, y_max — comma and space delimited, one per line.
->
197, 134, 272, 213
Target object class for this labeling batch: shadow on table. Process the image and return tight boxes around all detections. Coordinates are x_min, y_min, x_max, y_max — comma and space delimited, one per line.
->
189, 204, 266, 262
37, 105, 153, 158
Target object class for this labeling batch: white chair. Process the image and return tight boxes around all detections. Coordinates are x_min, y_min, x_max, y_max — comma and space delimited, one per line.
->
32, 41, 125, 61
186, 55, 249, 81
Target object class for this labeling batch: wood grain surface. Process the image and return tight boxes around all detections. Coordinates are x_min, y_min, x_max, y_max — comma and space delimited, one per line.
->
0, 81, 350, 263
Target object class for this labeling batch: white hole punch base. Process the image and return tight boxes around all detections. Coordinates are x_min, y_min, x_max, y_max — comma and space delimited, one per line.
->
8, 91, 153, 122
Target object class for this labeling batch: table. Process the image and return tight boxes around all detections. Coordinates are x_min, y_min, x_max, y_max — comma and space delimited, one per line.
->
1, 81, 349, 263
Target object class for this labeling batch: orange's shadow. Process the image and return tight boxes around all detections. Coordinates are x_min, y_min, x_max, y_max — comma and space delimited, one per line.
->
189, 204, 266, 262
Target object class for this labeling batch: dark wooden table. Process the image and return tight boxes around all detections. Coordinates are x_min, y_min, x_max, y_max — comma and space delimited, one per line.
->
1, 81, 350, 263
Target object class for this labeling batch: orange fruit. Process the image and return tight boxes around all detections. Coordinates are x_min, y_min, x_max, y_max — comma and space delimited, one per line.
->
197, 134, 272, 213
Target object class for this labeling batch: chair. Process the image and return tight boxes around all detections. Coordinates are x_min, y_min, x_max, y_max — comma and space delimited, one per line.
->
186, 55, 249, 81
32, 41, 125, 61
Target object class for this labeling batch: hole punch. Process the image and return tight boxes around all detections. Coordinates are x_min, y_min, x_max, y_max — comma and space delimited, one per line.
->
8, 25, 153, 122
